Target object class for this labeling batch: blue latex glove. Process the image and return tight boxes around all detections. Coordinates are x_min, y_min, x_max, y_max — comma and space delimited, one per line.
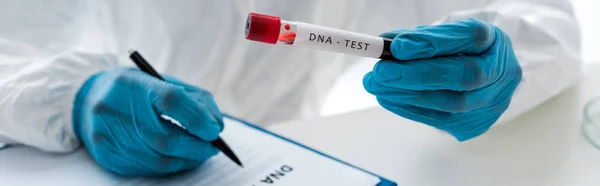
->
363, 18, 522, 141
73, 67, 224, 176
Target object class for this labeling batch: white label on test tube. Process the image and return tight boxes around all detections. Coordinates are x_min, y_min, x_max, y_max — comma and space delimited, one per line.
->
293, 22, 384, 58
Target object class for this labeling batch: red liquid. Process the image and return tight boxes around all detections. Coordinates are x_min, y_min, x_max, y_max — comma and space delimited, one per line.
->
278, 32, 296, 45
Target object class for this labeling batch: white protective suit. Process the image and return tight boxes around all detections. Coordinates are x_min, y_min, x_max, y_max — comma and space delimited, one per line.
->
0, 0, 581, 152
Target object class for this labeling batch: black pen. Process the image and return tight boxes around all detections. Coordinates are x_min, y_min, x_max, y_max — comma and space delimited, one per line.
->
128, 49, 243, 168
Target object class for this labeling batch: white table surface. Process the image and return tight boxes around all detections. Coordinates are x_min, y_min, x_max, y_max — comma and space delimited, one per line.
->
269, 64, 600, 186
2, 65, 600, 186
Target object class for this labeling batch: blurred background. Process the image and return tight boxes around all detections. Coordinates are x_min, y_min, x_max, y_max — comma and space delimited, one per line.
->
320, 0, 600, 117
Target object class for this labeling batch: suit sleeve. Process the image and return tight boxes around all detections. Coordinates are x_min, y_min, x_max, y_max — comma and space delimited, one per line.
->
0, 1, 119, 152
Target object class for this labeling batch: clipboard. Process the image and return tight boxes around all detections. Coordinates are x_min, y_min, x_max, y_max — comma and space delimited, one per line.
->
224, 114, 397, 186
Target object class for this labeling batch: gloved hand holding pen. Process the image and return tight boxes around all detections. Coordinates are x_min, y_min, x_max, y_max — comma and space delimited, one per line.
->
363, 18, 522, 141
73, 67, 224, 176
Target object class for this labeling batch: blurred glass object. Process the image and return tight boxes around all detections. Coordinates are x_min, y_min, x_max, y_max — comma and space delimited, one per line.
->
583, 97, 600, 149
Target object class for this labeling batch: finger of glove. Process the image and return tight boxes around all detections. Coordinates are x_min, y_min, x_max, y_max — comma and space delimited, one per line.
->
83, 115, 154, 176
163, 74, 205, 93
363, 74, 490, 113
378, 25, 430, 39
126, 150, 201, 176
151, 84, 222, 141
390, 18, 496, 60
91, 139, 157, 176
440, 101, 510, 141
376, 97, 454, 130
104, 136, 201, 176
378, 29, 414, 39
140, 119, 220, 163
368, 55, 491, 91
376, 98, 493, 141
161, 75, 225, 131
91, 113, 201, 176
186, 90, 225, 131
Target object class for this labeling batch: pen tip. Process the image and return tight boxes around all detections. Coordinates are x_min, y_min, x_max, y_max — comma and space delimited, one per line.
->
127, 49, 136, 54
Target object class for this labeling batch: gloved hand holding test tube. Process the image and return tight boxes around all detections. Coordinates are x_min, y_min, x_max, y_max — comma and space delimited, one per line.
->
245, 12, 523, 141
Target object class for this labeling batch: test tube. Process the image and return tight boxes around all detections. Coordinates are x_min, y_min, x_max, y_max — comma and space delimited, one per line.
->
245, 12, 393, 59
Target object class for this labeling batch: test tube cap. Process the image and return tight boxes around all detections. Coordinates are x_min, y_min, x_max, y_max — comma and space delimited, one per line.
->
245, 12, 281, 44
